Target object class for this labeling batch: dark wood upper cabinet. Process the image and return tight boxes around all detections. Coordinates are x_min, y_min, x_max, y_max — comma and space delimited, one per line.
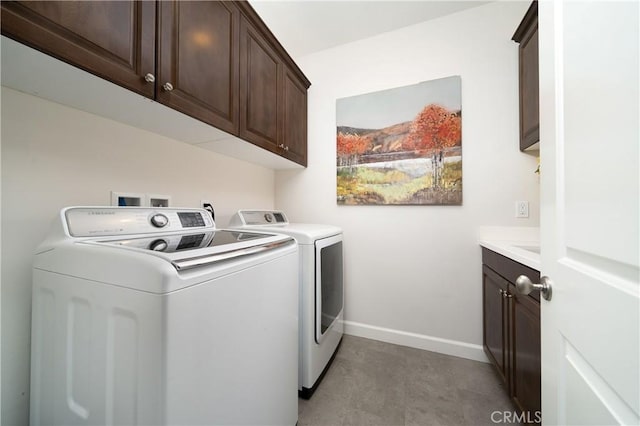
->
282, 68, 308, 166
238, 10, 310, 166
157, 1, 239, 134
1, 0, 310, 167
513, 1, 539, 151
239, 15, 282, 151
482, 247, 541, 416
1, 1, 156, 98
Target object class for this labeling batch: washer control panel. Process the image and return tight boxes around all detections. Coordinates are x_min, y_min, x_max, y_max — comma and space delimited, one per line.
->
65, 207, 215, 237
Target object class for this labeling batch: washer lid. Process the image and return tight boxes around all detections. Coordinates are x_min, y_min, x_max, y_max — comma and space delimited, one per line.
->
89, 229, 294, 270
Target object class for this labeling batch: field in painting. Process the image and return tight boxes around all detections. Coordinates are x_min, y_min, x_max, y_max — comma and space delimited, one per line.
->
337, 147, 462, 205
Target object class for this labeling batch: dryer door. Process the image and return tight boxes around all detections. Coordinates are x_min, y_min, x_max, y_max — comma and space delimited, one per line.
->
314, 234, 343, 343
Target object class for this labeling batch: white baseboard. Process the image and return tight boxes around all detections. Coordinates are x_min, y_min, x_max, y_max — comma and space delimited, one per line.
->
343, 320, 489, 363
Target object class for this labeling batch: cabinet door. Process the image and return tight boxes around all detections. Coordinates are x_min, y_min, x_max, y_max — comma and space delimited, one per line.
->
239, 15, 282, 152
1, 1, 156, 98
510, 285, 541, 416
282, 68, 308, 166
519, 25, 539, 150
513, 1, 539, 150
157, 1, 239, 134
482, 265, 510, 384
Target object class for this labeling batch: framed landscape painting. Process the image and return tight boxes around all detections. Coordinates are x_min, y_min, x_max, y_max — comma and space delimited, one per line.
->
336, 76, 462, 205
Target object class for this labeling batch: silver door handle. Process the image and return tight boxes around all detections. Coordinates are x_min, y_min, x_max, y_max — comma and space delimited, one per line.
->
516, 275, 553, 301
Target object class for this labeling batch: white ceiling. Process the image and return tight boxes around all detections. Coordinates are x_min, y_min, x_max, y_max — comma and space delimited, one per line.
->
249, 1, 490, 59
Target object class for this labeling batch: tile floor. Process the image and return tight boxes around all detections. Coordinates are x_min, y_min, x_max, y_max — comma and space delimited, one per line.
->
297, 335, 521, 426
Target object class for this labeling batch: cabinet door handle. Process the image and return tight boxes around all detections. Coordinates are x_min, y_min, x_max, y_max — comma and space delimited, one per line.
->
284, 146, 289, 152
162, 82, 174, 92
516, 275, 553, 301
144, 73, 155, 83
278, 144, 285, 149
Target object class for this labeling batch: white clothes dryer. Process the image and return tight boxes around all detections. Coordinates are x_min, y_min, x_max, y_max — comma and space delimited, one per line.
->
31, 207, 299, 426
229, 210, 344, 398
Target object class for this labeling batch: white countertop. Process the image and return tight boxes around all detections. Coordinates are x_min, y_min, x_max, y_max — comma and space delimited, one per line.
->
477, 226, 540, 271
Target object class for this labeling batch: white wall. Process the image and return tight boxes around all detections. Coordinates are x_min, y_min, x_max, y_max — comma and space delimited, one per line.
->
1, 87, 275, 426
275, 1, 538, 358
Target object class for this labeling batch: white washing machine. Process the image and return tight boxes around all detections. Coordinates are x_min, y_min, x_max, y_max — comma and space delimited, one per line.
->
229, 210, 343, 398
30, 207, 299, 426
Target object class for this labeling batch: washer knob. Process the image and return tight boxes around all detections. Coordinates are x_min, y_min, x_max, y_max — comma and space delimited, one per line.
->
150, 213, 169, 228
264, 214, 272, 223
149, 239, 168, 252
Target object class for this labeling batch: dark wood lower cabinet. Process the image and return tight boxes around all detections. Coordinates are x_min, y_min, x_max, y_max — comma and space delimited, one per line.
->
511, 285, 541, 415
483, 265, 509, 383
482, 248, 541, 417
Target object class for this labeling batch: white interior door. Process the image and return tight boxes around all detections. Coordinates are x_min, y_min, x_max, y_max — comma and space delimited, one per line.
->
538, 1, 639, 424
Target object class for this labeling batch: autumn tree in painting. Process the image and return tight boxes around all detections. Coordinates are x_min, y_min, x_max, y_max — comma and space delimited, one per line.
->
337, 132, 370, 170
406, 104, 461, 188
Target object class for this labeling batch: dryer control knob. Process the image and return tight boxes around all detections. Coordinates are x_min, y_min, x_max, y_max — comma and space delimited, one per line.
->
150, 213, 169, 228
149, 239, 168, 251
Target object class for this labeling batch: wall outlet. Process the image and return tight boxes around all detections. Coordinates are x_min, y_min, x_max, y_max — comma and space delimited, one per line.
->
516, 201, 529, 218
